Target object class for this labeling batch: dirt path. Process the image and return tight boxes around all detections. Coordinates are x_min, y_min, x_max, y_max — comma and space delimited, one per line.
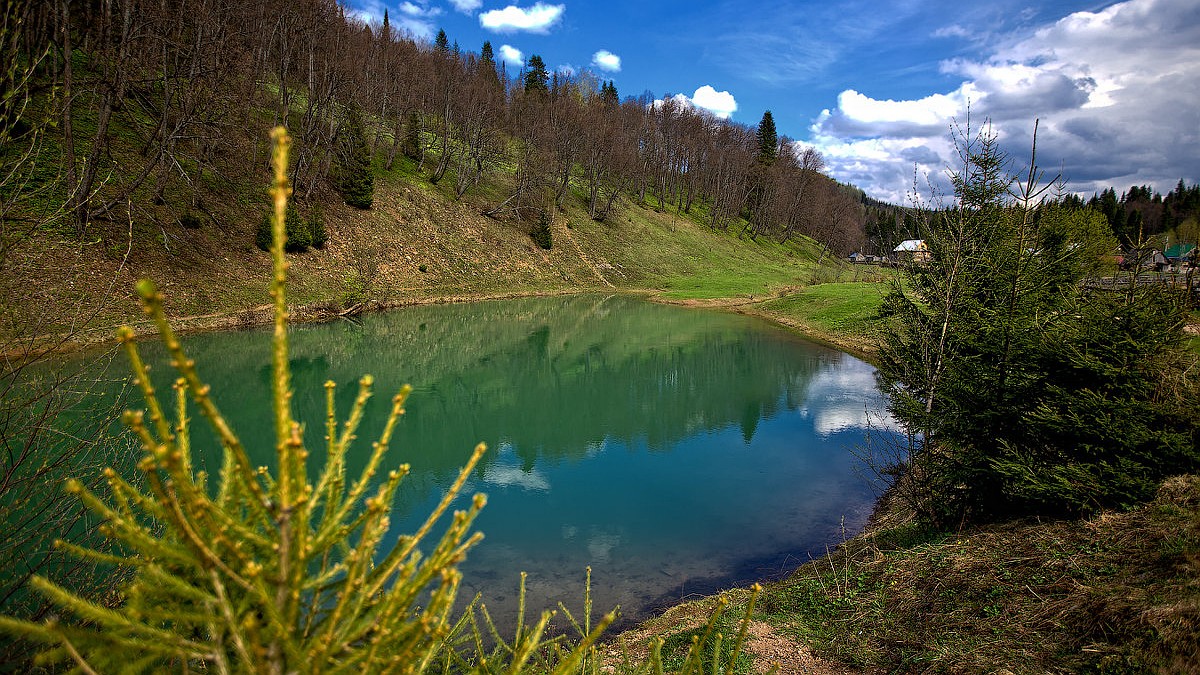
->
742, 620, 863, 674
606, 598, 863, 675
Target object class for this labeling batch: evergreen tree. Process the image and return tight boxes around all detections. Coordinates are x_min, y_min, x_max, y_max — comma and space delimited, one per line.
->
600, 80, 618, 106
756, 110, 778, 165
524, 55, 549, 95
308, 206, 328, 248
480, 40, 495, 71
531, 210, 553, 249
403, 109, 421, 160
879, 125, 1200, 526
256, 203, 309, 252
1097, 186, 1130, 242
334, 105, 374, 209
434, 28, 449, 53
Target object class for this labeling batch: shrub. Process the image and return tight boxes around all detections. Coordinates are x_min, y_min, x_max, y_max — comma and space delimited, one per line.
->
254, 213, 270, 250
341, 269, 367, 308
255, 203, 308, 252
334, 105, 374, 209
308, 206, 328, 249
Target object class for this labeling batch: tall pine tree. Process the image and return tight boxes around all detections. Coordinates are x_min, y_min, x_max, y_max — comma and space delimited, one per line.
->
756, 110, 778, 165
600, 80, 618, 106
524, 55, 549, 95
480, 40, 496, 72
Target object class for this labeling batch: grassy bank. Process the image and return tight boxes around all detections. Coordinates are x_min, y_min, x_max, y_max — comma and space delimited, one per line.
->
615, 476, 1200, 673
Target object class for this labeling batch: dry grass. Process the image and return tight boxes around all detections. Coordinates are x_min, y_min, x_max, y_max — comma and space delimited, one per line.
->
754, 475, 1200, 673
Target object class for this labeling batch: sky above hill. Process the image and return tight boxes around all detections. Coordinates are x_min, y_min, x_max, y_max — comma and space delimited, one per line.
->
346, 0, 1200, 204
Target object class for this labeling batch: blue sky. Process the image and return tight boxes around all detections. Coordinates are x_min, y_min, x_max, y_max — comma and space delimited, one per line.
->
348, 0, 1200, 204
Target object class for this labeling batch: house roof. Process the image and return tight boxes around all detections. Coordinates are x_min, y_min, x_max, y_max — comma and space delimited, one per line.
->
1165, 243, 1196, 259
893, 239, 926, 252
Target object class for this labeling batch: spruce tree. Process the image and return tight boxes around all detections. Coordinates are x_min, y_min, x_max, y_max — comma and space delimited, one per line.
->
403, 109, 421, 160
480, 40, 496, 72
524, 55, 549, 95
600, 80, 618, 106
255, 203, 308, 252
334, 104, 374, 209
756, 110, 778, 165
434, 28, 449, 53
878, 124, 1200, 525
532, 210, 553, 249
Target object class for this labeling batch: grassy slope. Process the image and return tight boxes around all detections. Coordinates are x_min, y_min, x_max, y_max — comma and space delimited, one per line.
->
751, 281, 890, 358
4, 135, 889, 351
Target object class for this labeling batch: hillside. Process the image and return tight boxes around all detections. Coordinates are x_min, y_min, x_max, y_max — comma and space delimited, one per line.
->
2, 135, 888, 353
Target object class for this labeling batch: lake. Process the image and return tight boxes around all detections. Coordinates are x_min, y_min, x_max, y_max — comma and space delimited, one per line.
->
124, 294, 899, 631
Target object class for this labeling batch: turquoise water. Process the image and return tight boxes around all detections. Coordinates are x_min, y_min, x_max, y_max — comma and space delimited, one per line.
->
127, 294, 898, 630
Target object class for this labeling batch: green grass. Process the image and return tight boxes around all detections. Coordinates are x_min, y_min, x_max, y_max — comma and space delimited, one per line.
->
657, 610, 756, 674
757, 282, 889, 334
738, 280, 893, 356
577, 206, 828, 300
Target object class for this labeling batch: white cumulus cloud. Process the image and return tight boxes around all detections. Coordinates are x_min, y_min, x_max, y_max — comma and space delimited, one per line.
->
801, 357, 901, 438
657, 85, 738, 120
591, 49, 621, 72
447, 0, 482, 14
498, 44, 525, 66
479, 3, 564, 34
809, 0, 1200, 203
689, 85, 738, 119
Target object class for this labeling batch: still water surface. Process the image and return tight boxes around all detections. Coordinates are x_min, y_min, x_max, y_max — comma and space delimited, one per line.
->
131, 294, 898, 629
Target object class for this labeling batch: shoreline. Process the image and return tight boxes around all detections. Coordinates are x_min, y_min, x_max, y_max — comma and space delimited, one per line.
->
7, 284, 876, 367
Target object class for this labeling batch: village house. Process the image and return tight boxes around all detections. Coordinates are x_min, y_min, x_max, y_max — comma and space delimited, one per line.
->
892, 239, 929, 264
